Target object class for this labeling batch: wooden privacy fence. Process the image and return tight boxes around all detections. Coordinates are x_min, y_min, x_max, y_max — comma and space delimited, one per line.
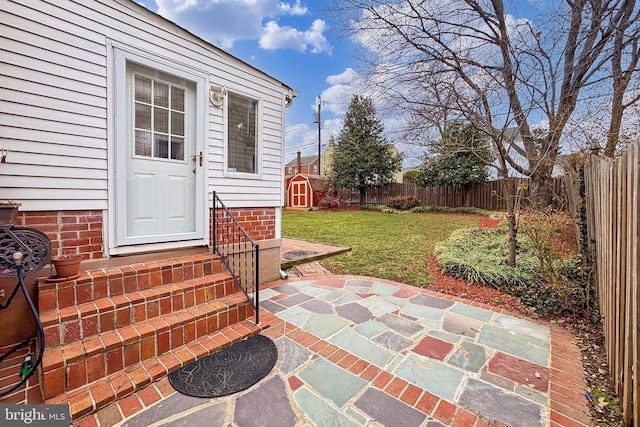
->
582, 142, 639, 425
338, 178, 567, 211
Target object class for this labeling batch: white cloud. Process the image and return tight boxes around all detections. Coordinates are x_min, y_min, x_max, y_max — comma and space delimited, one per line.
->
323, 118, 343, 139
285, 123, 310, 140
284, 118, 342, 159
314, 67, 364, 116
259, 19, 330, 53
285, 65, 410, 161
305, 20, 331, 53
278, 0, 307, 15
153, 0, 319, 49
320, 84, 354, 116
326, 68, 358, 85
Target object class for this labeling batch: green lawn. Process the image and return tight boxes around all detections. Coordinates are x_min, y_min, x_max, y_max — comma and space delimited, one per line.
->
282, 210, 478, 286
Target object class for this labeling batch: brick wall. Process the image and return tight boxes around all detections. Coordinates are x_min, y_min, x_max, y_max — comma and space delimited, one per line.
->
286, 164, 318, 176
16, 210, 104, 260
209, 207, 276, 243
13, 207, 274, 261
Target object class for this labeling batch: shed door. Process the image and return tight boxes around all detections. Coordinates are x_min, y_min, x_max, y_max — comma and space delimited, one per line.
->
115, 53, 205, 247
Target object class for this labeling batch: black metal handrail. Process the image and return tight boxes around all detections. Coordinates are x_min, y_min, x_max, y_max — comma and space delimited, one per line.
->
212, 191, 259, 324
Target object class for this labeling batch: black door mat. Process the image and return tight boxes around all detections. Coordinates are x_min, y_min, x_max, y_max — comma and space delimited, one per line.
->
168, 334, 278, 398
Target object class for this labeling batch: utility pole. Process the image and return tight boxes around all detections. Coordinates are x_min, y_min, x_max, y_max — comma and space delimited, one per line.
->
315, 96, 321, 175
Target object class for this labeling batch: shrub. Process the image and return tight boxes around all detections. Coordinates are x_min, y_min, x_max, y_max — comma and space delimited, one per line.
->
411, 205, 494, 216
434, 222, 591, 317
434, 228, 540, 288
386, 196, 421, 210
317, 193, 340, 209
519, 209, 593, 315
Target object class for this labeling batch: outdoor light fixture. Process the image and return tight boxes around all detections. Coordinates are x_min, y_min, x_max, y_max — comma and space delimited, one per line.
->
209, 83, 226, 108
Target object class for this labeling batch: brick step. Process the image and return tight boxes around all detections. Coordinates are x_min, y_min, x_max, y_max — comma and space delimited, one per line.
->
38, 254, 223, 313
35, 251, 264, 423
39, 271, 236, 347
40, 292, 255, 400
44, 319, 268, 422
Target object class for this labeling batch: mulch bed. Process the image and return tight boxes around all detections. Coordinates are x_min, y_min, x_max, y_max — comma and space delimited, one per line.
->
424, 256, 528, 315
421, 214, 526, 314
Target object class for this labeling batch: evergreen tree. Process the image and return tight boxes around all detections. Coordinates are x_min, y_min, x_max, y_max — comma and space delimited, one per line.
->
328, 95, 402, 204
416, 122, 493, 188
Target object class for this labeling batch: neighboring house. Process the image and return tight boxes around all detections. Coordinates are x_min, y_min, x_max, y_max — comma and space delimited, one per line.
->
2, 0, 297, 283
284, 152, 319, 175
320, 135, 336, 177
285, 174, 336, 209
389, 146, 404, 183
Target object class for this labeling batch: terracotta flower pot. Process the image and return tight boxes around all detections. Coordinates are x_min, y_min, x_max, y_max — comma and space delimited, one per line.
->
0, 204, 20, 226
51, 254, 82, 279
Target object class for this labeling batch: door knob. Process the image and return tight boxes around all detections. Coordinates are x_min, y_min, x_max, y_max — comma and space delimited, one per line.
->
191, 151, 203, 167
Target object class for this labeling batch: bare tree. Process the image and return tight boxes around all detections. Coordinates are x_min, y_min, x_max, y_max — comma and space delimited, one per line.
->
327, 0, 639, 265
605, 0, 640, 157
328, 0, 639, 204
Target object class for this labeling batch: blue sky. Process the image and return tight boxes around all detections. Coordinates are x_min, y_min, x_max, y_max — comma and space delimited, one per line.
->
137, 0, 370, 165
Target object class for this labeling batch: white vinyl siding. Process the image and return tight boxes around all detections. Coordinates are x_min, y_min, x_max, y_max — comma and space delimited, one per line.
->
0, 0, 292, 211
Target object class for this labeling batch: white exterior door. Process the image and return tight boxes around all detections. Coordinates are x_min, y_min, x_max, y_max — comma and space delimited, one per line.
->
114, 49, 206, 249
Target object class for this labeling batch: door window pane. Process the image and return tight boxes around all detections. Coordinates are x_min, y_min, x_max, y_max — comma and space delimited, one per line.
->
171, 111, 184, 136
154, 82, 169, 107
133, 73, 186, 161
171, 87, 185, 111
135, 76, 151, 103
171, 137, 184, 160
155, 134, 169, 159
154, 108, 169, 133
135, 130, 152, 156
135, 104, 151, 130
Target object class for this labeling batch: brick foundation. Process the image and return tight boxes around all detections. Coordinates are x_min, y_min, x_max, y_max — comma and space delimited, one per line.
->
211, 207, 276, 241
16, 211, 104, 260
15, 207, 277, 261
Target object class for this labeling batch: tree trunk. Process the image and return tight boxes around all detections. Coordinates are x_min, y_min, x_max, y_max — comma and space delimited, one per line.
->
359, 187, 366, 205
604, 22, 630, 158
530, 159, 554, 208
463, 186, 471, 207
604, 91, 624, 157
502, 177, 517, 267
604, 3, 638, 158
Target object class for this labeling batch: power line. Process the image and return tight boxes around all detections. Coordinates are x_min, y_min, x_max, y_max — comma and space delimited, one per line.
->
285, 142, 319, 152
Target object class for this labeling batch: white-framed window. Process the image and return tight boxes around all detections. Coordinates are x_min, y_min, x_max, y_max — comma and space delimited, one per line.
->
313, 165, 317, 172
226, 92, 259, 174
288, 166, 292, 173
